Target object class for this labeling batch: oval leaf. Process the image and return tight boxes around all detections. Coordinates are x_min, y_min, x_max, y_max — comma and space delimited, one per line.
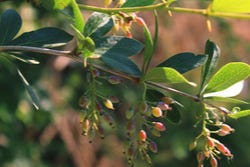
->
229, 110, 250, 119
204, 62, 250, 93
101, 55, 141, 76
158, 52, 207, 74
204, 81, 244, 98
95, 36, 144, 57
144, 67, 196, 86
84, 12, 113, 38
9, 27, 73, 47
211, 0, 250, 13
0, 9, 22, 44
200, 40, 220, 92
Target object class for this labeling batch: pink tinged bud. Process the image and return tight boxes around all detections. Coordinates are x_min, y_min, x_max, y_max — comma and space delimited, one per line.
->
218, 129, 230, 136
139, 130, 147, 142
126, 121, 136, 137
158, 102, 172, 111
153, 122, 166, 131
216, 142, 233, 157
92, 69, 100, 77
108, 75, 121, 84
221, 124, 235, 133
151, 107, 162, 117
126, 32, 133, 38
210, 157, 218, 167
79, 96, 88, 108
197, 152, 205, 163
103, 112, 114, 127
97, 125, 105, 139
149, 141, 158, 153
104, 99, 114, 110
207, 137, 215, 148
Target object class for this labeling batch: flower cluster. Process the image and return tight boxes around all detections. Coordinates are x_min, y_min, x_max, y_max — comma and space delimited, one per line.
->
191, 107, 235, 167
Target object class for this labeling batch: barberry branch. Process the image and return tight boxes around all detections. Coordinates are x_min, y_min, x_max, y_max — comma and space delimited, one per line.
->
0, 45, 228, 114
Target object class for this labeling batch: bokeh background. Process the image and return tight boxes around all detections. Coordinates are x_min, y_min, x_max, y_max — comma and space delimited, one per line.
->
0, 0, 250, 167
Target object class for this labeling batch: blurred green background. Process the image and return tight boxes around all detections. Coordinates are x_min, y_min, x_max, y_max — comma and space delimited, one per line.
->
0, 0, 250, 167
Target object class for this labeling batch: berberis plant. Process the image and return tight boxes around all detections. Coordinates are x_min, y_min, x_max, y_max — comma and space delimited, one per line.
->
0, 0, 250, 166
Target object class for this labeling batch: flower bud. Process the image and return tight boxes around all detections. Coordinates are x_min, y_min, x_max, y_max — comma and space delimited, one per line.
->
157, 101, 172, 111
216, 142, 233, 157
149, 141, 158, 153
82, 119, 90, 136
108, 75, 121, 84
139, 130, 147, 142
125, 108, 135, 120
108, 95, 120, 103
92, 69, 100, 77
153, 122, 166, 131
218, 129, 230, 136
103, 112, 115, 127
97, 125, 105, 139
79, 96, 88, 108
161, 96, 174, 104
189, 141, 197, 150
221, 124, 235, 133
104, 99, 114, 110
104, 0, 112, 7
207, 137, 215, 148
151, 107, 162, 117
196, 152, 205, 163
126, 120, 136, 137
210, 157, 218, 167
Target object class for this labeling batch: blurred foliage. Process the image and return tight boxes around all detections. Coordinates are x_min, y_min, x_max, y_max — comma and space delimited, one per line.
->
0, 0, 250, 167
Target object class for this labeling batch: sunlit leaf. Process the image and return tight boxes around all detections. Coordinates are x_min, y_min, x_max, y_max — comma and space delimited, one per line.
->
144, 67, 196, 86
204, 62, 250, 93
204, 81, 244, 98
158, 53, 207, 74
0, 9, 22, 44
229, 110, 250, 119
211, 0, 250, 13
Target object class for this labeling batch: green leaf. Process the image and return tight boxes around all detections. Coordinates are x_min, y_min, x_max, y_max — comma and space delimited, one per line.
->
200, 40, 220, 92
17, 69, 40, 110
158, 53, 207, 74
144, 67, 196, 86
121, 0, 155, 7
84, 12, 113, 38
211, 0, 250, 13
101, 55, 142, 76
204, 62, 250, 93
204, 96, 249, 104
0, 9, 22, 44
42, 0, 71, 10
229, 110, 250, 119
8, 27, 73, 47
95, 36, 144, 57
